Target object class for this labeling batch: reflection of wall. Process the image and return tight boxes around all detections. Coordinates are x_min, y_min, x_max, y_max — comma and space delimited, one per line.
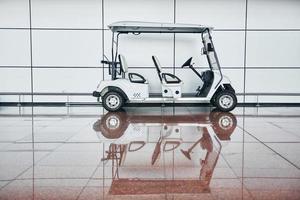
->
0, 0, 300, 103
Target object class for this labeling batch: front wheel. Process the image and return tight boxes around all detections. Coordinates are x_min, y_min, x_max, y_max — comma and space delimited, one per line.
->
102, 91, 124, 112
215, 90, 237, 112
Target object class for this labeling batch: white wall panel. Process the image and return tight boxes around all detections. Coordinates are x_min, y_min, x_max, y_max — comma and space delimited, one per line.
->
0, 68, 31, 92
107, 33, 174, 67
248, 0, 300, 29
0, 0, 29, 28
31, 0, 102, 28
33, 68, 102, 92
104, 0, 174, 27
32, 30, 102, 67
176, 0, 245, 29
247, 32, 300, 67
246, 69, 300, 93
175, 31, 245, 68
0, 30, 30, 66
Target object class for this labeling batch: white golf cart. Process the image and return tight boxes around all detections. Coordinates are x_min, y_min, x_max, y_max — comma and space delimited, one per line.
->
92, 21, 237, 112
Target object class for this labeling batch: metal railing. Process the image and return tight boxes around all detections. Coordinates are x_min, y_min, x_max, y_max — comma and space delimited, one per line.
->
0, 92, 92, 106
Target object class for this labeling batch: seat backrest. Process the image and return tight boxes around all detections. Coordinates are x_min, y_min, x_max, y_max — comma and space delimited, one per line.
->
202, 70, 214, 83
199, 70, 214, 97
118, 54, 128, 73
152, 56, 162, 82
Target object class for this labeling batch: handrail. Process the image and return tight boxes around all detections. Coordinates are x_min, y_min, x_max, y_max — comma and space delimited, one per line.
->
0, 92, 91, 96
236, 93, 300, 96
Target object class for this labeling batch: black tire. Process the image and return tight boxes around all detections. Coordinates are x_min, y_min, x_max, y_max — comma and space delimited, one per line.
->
102, 91, 124, 112
215, 90, 237, 112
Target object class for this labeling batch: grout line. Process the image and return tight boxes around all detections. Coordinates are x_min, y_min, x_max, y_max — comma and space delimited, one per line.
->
0, 140, 298, 145
237, 124, 300, 170
241, 1, 250, 197
173, 0, 176, 75
0, 27, 108, 31
101, 0, 105, 82
1, 113, 300, 118
28, 0, 36, 197
243, 0, 248, 105
3, 66, 300, 69
1, 27, 300, 32
268, 121, 300, 140
1, 176, 299, 183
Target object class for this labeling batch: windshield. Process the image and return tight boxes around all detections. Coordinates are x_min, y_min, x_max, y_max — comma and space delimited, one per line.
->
202, 32, 221, 71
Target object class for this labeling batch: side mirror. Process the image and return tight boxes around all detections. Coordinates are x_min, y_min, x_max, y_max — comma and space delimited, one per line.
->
207, 43, 214, 52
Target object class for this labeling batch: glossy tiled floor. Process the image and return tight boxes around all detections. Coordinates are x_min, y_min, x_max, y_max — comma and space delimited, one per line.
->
0, 106, 300, 200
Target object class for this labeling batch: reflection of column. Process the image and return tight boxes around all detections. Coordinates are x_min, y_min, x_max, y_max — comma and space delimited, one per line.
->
200, 134, 222, 185
200, 147, 220, 184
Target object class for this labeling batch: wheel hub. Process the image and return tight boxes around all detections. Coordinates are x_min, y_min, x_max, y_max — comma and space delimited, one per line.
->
219, 95, 233, 109
106, 116, 120, 129
219, 116, 233, 130
106, 95, 120, 109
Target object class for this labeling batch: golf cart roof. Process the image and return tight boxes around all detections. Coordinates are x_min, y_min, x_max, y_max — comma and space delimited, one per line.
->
108, 21, 213, 33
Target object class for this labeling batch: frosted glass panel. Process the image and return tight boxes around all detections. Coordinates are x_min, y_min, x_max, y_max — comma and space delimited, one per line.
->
247, 32, 300, 67
33, 68, 102, 92
0, 30, 30, 66
31, 0, 102, 28
32, 30, 102, 67
177, 0, 245, 29
104, 0, 173, 27
246, 70, 300, 93
0, 0, 29, 28
248, 0, 300, 29
0, 68, 31, 92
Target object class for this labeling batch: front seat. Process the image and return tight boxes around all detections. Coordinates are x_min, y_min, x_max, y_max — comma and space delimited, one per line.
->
118, 54, 147, 84
151, 56, 182, 84
197, 70, 214, 97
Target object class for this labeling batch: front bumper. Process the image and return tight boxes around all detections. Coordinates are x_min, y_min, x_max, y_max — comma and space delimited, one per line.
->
92, 91, 101, 97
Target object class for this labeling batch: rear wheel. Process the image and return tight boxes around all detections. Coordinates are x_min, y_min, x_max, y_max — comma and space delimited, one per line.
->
215, 90, 237, 112
102, 91, 124, 112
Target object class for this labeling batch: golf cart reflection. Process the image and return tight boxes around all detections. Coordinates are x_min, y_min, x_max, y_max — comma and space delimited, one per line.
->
93, 111, 236, 195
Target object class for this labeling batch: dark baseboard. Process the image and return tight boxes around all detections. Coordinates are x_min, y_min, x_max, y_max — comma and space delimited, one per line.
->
1, 102, 300, 107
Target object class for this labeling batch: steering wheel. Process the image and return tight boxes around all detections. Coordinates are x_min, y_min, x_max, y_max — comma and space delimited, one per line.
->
181, 57, 193, 68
